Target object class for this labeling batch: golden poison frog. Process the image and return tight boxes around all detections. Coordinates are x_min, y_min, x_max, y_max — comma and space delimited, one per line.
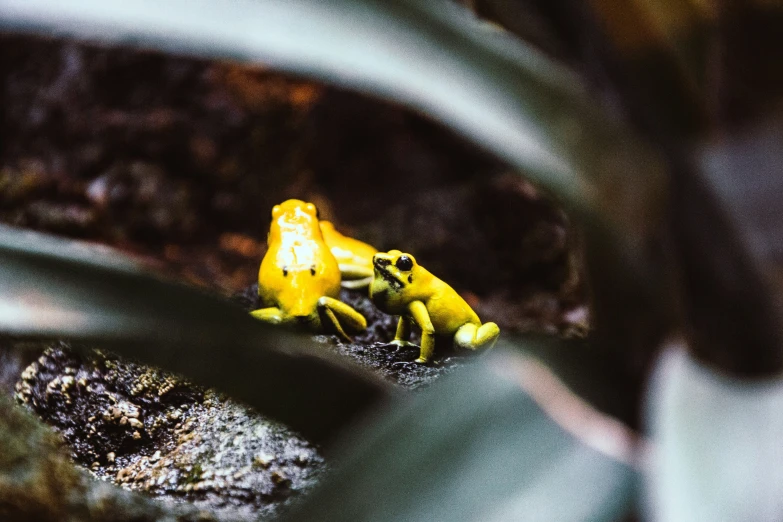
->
369, 250, 499, 363
319, 221, 377, 289
252, 199, 367, 340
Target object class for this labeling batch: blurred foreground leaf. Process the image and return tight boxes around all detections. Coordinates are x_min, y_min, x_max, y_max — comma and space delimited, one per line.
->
646, 345, 783, 521
288, 349, 640, 522
0, 225, 392, 443
676, 123, 783, 374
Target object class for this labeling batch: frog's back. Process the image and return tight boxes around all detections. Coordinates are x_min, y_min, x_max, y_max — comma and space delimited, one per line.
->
418, 274, 480, 335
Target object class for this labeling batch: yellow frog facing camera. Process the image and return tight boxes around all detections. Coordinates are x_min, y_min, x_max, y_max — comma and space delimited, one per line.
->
251, 199, 367, 341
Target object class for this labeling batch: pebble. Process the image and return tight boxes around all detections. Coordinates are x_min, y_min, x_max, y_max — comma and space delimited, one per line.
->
253, 453, 273, 468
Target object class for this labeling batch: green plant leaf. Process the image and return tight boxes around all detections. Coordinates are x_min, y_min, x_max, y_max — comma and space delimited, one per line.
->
645, 345, 783, 521
287, 349, 640, 521
679, 122, 783, 375
0, 224, 392, 443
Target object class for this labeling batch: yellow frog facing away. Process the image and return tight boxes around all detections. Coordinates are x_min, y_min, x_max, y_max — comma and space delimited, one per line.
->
319, 221, 377, 289
252, 199, 367, 340
369, 250, 500, 363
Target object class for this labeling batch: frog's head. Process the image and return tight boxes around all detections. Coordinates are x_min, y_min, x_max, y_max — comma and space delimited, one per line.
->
372, 250, 418, 291
268, 199, 321, 242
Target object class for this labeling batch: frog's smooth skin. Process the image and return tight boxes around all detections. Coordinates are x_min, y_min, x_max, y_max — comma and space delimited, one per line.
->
369, 250, 500, 363
319, 221, 377, 289
252, 199, 367, 340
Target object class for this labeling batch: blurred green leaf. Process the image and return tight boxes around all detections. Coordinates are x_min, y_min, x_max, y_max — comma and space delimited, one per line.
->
664, 122, 783, 375
288, 349, 639, 522
646, 345, 783, 521
0, 224, 392, 443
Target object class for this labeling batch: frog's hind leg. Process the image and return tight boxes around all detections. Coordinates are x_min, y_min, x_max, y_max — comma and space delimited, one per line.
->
317, 296, 367, 342
250, 307, 285, 324
454, 322, 500, 352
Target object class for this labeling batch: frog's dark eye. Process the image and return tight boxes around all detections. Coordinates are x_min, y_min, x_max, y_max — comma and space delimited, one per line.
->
395, 255, 413, 271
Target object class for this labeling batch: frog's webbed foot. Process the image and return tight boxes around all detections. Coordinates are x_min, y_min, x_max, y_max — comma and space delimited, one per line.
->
387, 339, 417, 353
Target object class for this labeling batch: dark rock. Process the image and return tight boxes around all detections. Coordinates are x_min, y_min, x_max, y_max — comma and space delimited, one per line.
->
0, 390, 214, 522
15, 343, 324, 521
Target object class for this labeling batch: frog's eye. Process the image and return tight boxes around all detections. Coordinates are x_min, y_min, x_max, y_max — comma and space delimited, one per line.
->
271, 205, 282, 219
305, 202, 318, 217
395, 255, 413, 271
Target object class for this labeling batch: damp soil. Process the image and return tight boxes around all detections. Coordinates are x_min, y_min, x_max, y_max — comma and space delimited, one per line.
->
0, 33, 589, 520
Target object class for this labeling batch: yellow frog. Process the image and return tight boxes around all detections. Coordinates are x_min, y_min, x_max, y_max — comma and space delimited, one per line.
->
252, 199, 367, 340
319, 221, 377, 289
369, 250, 500, 363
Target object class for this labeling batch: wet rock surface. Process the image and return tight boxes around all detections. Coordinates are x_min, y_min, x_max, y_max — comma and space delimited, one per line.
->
14, 343, 324, 521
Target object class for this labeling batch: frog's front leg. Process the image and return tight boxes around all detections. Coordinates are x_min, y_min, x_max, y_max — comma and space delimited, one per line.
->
389, 316, 417, 352
337, 264, 374, 290
454, 322, 500, 352
250, 307, 285, 324
408, 301, 435, 363
317, 296, 367, 342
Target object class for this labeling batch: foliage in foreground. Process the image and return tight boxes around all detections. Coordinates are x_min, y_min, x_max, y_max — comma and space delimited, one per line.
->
1, 0, 783, 520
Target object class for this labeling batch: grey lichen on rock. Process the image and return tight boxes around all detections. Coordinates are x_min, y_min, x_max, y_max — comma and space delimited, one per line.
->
14, 343, 325, 521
